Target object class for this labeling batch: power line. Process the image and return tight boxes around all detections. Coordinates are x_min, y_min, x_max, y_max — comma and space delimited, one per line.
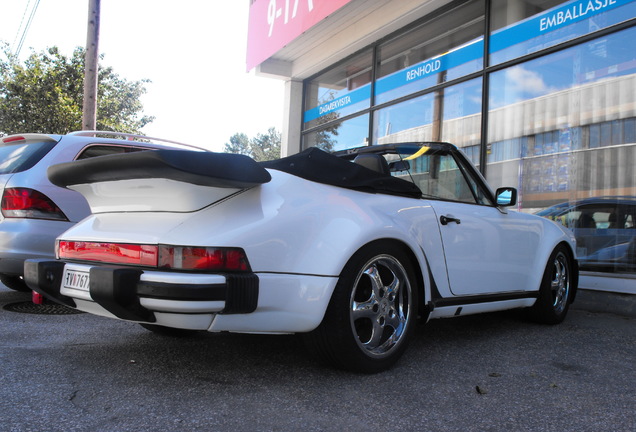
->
13, 0, 42, 56
11, 0, 33, 50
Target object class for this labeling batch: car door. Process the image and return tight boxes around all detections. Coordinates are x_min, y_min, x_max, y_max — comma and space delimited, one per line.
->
410, 148, 540, 296
429, 199, 541, 296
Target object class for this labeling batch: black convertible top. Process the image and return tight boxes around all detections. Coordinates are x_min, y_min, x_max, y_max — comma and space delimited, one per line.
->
261, 147, 422, 198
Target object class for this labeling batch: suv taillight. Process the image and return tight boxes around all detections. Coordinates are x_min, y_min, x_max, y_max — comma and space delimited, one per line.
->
1, 188, 68, 220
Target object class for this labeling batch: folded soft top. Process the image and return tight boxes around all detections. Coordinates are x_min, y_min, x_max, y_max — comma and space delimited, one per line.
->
262, 147, 422, 198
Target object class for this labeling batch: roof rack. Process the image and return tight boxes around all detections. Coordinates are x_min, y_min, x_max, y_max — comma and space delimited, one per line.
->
67, 130, 208, 152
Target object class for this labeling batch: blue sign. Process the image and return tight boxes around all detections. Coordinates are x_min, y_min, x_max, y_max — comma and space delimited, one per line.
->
303, 84, 371, 123
490, 0, 630, 53
303, 39, 483, 124
375, 39, 483, 97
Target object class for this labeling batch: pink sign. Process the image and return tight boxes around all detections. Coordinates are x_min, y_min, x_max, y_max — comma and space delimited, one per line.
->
247, 0, 354, 71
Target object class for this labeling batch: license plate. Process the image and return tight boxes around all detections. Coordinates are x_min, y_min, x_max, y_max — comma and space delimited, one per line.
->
63, 269, 90, 292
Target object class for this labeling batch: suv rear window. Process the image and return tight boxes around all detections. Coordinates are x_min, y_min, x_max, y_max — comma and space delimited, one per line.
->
0, 141, 57, 175
76, 145, 151, 160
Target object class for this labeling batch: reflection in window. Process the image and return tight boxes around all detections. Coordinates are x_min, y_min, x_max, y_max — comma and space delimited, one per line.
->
0, 141, 56, 174
490, 0, 636, 65
375, 0, 484, 104
536, 200, 636, 273
374, 78, 482, 154
302, 114, 369, 152
303, 50, 372, 130
487, 26, 636, 275
396, 147, 489, 205
490, 0, 636, 64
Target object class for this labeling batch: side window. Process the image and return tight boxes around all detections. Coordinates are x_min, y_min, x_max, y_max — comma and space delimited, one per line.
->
570, 204, 617, 229
410, 151, 486, 205
75, 145, 149, 160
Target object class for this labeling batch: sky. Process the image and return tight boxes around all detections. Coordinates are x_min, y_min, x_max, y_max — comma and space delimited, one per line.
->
0, 0, 285, 152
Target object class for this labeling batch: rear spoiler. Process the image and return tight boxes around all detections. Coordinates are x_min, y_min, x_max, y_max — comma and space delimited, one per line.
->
48, 150, 271, 189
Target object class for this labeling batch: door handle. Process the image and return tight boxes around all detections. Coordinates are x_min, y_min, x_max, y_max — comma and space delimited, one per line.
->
440, 215, 461, 225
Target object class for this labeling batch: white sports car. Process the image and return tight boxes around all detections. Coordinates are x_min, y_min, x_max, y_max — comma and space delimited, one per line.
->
25, 143, 578, 373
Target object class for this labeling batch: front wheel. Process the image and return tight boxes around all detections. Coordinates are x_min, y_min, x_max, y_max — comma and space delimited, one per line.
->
528, 245, 575, 324
304, 242, 419, 373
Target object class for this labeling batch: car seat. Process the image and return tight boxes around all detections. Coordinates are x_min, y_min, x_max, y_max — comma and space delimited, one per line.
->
353, 154, 390, 175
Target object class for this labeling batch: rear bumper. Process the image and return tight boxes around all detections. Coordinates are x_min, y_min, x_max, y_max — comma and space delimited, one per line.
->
0, 218, 72, 275
24, 259, 258, 322
24, 259, 337, 333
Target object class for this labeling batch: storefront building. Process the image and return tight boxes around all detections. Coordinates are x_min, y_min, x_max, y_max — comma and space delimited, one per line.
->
248, 0, 636, 291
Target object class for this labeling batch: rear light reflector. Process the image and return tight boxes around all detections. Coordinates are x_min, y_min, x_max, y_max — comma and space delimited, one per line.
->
56, 241, 251, 272
1, 188, 68, 220
58, 241, 158, 266
32, 291, 45, 305
158, 246, 251, 271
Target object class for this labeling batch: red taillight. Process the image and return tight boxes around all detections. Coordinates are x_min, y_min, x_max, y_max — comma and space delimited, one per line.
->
158, 246, 251, 271
1, 188, 68, 220
2, 136, 26, 144
58, 241, 158, 266
56, 241, 250, 272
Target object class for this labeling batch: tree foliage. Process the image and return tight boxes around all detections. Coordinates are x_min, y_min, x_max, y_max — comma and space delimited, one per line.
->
224, 127, 281, 161
0, 43, 154, 136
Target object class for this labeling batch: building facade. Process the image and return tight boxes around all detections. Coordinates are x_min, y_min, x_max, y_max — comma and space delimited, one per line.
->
249, 0, 636, 288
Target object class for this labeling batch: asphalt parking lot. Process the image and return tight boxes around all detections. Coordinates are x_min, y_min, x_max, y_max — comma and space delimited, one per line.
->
1, 285, 634, 432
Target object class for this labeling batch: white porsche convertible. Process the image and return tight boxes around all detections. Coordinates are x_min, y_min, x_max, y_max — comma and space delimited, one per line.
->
25, 143, 578, 373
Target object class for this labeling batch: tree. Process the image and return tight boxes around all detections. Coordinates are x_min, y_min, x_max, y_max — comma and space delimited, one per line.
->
224, 132, 250, 156
0, 43, 154, 136
224, 127, 281, 161
250, 127, 281, 161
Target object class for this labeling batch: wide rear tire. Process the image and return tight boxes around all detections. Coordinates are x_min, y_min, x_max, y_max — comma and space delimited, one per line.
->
304, 241, 418, 373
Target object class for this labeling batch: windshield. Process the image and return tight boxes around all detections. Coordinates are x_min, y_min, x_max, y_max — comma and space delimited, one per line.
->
0, 141, 57, 174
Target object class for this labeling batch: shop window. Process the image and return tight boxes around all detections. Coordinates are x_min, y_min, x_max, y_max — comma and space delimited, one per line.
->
302, 114, 369, 152
373, 78, 483, 152
303, 50, 373, 130
487, 26, 636, 275
490, 0, 636, 65
625, 118, 636, 143
374, 0, 484, 104
537, 202, 636, 273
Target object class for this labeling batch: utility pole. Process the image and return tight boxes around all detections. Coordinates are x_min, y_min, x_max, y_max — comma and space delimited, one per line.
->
82, 0, 100, 131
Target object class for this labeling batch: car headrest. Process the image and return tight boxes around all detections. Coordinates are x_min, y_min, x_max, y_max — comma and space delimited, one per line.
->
353, 154, 390, 175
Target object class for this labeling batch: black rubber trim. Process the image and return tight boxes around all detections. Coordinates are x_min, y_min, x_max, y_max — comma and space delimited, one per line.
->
431, 291, 539, 309
23, 259, 76, 308
88, 268, 259, 316
222, 273, 259, 314
136, 281, 226, 300
89, 267, 155, 322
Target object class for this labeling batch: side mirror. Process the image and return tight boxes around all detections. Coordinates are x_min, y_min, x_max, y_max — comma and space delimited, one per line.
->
495, 187, 517, 206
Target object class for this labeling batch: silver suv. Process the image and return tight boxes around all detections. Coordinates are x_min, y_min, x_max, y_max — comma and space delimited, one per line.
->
0, 131, 202, 291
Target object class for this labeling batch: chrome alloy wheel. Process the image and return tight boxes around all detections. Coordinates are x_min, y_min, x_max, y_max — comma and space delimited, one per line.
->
550, 252, 570, 314
349, 255, 412, 358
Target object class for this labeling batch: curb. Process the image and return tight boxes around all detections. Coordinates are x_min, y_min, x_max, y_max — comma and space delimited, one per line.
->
573, 288, 636, 318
